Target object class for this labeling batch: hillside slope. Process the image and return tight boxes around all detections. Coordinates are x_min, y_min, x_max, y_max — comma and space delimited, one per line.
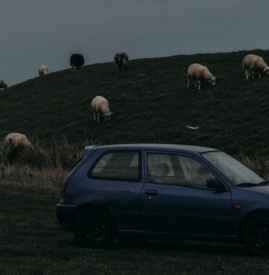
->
1, 50, 269, 156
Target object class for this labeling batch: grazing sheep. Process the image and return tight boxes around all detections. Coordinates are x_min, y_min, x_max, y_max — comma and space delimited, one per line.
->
38, 64, 49, 77
3, 133, 48, 167
242, 54, 269, 80
4, 132, 32, 148
114, 52, 129, 72
70, 53, 85, 70
186, 63, 216, 91
0, 80, 8, 91
90, 96, 112, 122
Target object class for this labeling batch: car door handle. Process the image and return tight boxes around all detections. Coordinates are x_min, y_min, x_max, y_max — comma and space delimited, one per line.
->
145, 189, 159, 196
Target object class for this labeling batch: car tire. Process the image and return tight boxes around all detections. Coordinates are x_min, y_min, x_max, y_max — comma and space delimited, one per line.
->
242, 215, 269, 255
73, 207, 115, 248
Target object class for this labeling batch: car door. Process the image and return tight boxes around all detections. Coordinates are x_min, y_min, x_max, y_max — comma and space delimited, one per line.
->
88, 150, 145, 231
141, 151, 235, 238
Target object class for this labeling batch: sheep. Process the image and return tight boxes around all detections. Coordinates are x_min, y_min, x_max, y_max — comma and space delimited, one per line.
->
0, 80, 8, 91
186, 63, 216, 91
4, 132, 32, 148
90, 96, 112, 122
242, 54, 269, 80
38, 64, 49, 77
3, 133, 48, 167
70, 53, 85, 70
114, 52, 129, 72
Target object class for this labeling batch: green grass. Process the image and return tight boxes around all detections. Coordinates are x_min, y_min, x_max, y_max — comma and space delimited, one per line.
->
1, 170, 269, 275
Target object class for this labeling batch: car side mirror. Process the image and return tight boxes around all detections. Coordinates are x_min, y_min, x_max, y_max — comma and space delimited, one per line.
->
207, 178, 226, 193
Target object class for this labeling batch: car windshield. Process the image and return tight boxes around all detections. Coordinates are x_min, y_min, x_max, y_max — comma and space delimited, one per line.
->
203, 151, 264, 186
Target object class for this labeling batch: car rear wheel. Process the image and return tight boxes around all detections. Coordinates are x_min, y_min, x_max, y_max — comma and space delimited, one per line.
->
74, 207, 115, 247
242, 215, 269, 254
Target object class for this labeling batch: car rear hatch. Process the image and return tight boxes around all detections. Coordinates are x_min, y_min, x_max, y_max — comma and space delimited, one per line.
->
61, 145, 95, 197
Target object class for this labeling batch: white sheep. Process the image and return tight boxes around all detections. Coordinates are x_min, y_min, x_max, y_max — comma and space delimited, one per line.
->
4, 132, 32, 148
38, 64, 49, 77
90, 96, 112, 122
186, 63, 216, 91
242, 54, 269, 80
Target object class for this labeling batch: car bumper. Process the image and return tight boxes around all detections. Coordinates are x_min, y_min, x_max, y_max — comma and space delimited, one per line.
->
56, 202, 76, 230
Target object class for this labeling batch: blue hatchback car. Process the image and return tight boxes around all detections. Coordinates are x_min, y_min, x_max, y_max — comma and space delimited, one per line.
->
57, 144, 269, 250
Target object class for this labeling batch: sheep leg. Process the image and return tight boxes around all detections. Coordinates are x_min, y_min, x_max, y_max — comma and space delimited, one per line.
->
99, 113, 103, 123
245, 70, 249, 80
186, 77, 190, 88
95, 112, 98, 121
97, 113, 100, 123
250, 70, 255, 80
197, 80, 201, 91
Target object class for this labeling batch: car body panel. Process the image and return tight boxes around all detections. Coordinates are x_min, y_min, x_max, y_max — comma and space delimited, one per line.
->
141, 182, 234, 236
63, 148, 146, 230
141, 149, 236, 237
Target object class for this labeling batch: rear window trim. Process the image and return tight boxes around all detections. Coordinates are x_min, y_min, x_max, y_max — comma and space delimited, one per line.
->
87, 149, 142, 182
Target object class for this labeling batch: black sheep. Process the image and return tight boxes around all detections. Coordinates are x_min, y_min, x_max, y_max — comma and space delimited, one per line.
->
114, 52, 129, 72
70, 53, 85, 70
0, 80, 8, 91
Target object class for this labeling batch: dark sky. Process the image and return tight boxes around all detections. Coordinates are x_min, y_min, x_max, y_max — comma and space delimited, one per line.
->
1, 0, 268, 84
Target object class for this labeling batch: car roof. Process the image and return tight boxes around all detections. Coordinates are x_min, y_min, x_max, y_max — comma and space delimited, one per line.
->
86, 144, 218, 154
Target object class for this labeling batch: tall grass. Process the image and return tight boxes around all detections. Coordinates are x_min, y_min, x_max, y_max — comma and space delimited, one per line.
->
0, 137, 91, 192
0, 165, 67, 192
0, 136, 89, 170
0, 154, 268, 195
239, 154, 269, 178
0, 136, 269, 192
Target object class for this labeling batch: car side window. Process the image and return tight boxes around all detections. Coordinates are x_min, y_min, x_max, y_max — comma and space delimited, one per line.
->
147, 153, 187, 185
90, 151, 140, 181
179, 156, 216, 189
147, 153, 217, 189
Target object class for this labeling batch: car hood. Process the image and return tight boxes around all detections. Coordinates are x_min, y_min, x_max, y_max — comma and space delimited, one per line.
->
237, 185, 269, 196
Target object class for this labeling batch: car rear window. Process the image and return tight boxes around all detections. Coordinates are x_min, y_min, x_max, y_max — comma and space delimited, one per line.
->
90, 151, 140, 181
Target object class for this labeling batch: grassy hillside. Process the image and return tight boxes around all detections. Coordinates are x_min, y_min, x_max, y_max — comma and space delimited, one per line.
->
1, 50, 269, 156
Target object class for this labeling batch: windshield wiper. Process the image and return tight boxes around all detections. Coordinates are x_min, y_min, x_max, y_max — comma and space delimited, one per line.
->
258, 180, 269, 186
237, 182, 259, 187
237, 181, 269, 187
